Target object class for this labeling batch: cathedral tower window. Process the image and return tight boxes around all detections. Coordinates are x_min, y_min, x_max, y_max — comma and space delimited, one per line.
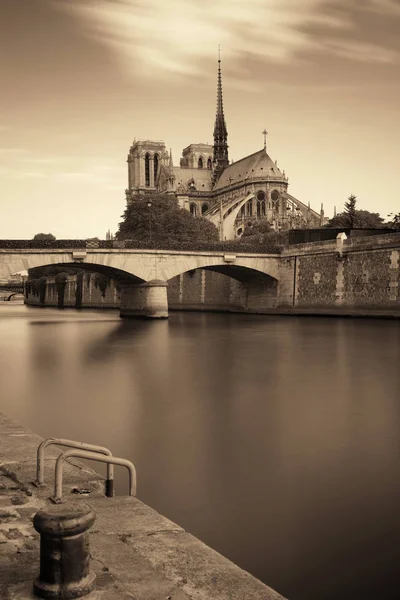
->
207, 157, 212, 169
201, 203, 209, 215
198, 157, 203, 169
154, 154, 159, 182
190, 203, 197, 216
145, 153, 150, 187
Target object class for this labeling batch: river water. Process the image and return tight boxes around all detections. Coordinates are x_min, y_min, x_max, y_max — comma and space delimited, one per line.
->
0, 303, 399, 600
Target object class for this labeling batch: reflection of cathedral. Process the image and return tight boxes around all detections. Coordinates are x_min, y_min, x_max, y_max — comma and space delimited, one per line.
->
126, 58, 323, 241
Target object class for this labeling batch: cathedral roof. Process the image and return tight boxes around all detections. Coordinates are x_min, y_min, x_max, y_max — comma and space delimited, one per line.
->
173, 167, 213, 193
213, 148, 286, 191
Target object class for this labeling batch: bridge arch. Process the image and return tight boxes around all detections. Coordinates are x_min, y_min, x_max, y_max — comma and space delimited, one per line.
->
167, 264, 278, 312
28, 262, 145, 285
4, 292, 24, 301
171, 264, 277, 284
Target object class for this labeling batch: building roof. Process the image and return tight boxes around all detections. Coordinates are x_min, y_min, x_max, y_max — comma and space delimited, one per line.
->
213, 148, 286, 191
173, 167, 213, 192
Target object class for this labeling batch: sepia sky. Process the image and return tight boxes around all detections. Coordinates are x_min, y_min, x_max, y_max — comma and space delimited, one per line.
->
1, 0, 399, 239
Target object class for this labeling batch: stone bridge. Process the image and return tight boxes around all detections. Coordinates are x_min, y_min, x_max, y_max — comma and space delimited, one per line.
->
0, 282, 25, 301
0, 247, 282, 317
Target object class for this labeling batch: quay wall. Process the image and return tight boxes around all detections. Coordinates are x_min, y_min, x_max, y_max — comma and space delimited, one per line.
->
0, 411, 286, 599
24, 233, 400, 317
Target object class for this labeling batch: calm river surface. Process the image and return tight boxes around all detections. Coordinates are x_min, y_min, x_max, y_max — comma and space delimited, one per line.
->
1, 303, 399, 599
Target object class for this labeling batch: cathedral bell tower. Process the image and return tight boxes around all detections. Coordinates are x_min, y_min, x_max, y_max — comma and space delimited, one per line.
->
212, 50, 229, 184
126, 139, 169, 201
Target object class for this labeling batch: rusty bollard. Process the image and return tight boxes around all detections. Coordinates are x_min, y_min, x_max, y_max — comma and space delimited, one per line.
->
33, 503, 96, 599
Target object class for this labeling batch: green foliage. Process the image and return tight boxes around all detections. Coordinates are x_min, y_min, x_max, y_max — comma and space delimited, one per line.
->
344, 194, 357, 228
33, 233, 56, 241
326, 210, 385, 229
326, 195, 385, 229
94, 273, 109, 297
116, 194, 219, 245
241, 220, 272, 238
387, 213, 400, 230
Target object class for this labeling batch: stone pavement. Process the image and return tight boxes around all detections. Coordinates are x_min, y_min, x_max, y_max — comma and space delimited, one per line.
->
0, 412, 287, 599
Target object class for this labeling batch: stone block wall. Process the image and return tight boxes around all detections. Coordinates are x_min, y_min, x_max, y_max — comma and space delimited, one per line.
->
296, 254, 338, 307
291, 242, 400, 312
168, 270, 246, 312
343, 250, 393, 307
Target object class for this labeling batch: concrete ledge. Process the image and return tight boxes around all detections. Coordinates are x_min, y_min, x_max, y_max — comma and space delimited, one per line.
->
0, 412, 287, 599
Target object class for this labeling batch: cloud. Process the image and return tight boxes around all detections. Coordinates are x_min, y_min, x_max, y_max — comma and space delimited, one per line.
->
56, 0, 400, 89
61, 0, 321, 79
0, 151, 123, 184
296, 0, 400, 65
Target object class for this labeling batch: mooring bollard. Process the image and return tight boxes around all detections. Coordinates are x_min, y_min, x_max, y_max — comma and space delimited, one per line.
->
33, 502, 96, 599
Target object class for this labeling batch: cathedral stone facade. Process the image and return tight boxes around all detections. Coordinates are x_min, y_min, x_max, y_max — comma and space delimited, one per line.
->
125, 58, 323, 240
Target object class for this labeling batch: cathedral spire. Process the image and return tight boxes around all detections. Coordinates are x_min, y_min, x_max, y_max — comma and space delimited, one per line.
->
213, 47, 229, 182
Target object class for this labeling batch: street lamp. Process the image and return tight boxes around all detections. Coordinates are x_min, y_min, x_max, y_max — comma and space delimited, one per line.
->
147, 202, 152, 244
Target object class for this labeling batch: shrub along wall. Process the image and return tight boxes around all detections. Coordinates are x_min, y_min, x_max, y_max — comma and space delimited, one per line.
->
0, 236, 284, 254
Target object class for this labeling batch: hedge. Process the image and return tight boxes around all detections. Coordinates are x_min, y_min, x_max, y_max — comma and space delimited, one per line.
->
0, 237, 284, 253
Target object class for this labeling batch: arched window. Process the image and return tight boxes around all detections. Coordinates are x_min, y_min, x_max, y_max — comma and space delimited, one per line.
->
257, 190, 266, 216
190, 203, 197, 217
271, 190, 280, 202
207, 157, 212, 169
201, 203, 209, 215
154, 154, 159, 183
145, 153, 150, 187
246, 200, 253, 217
198, 157, 203, 169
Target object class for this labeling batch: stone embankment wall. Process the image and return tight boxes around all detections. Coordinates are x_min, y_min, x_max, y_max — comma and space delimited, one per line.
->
0, 412, 286, 599
280, 232, 400, 314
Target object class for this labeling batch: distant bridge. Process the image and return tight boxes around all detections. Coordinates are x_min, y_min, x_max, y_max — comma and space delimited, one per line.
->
0, 283, 25, 301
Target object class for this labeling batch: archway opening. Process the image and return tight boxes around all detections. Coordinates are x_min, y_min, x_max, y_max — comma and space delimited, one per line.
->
167, 265, 278, 313
26, 263, 145, 309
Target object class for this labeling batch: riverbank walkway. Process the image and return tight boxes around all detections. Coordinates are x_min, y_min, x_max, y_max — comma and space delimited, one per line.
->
0, 412, 286, 599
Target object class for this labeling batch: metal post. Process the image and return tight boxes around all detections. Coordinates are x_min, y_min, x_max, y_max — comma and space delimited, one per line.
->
34, 438, 115, 497
33, 502, 96, 599
51, 449, 137, 504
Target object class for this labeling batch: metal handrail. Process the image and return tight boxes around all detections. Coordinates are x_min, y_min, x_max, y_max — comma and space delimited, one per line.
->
34, 437, 115, 497
51, 449, 137, 504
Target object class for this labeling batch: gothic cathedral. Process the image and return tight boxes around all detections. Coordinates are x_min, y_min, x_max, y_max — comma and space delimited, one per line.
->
125, 57, 323, 241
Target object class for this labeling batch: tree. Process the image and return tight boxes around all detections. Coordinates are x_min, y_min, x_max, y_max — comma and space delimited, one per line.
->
344, 194, 357, 228
325, 194, 385, 229
325, 210, 384, 229
241, 220, 272, 238
387, 213, 400, 230
116, 194, 219, 245
33, 233, 56, 241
